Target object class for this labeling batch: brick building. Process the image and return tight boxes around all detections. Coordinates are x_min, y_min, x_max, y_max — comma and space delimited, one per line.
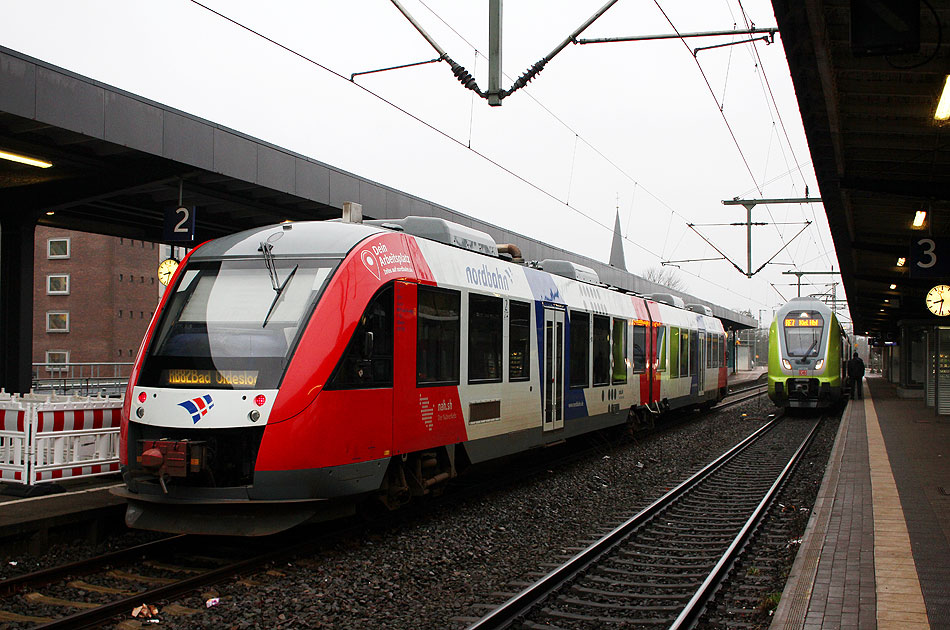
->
33, 227, 164, 372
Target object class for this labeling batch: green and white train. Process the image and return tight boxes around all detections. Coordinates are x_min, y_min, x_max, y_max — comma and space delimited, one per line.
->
768, 297, 850, 408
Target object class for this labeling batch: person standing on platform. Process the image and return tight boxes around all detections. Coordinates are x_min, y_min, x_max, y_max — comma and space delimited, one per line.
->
847, 352, 865, 399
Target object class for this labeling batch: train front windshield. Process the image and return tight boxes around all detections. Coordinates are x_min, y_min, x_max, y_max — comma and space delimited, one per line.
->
139, 258, 338, 389
783, 311, 824, 358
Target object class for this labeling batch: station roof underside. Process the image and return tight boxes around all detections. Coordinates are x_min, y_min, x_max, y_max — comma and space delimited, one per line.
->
0, 46, 755, 330
772, 0, 950, 338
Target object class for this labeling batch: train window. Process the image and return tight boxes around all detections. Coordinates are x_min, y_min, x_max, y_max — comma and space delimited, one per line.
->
327, 284, 394, 390
569, 310, 590, 388
593, 315, 610, 386
669, 327, 680, 376
783, 311, 824, 357
469, 293, 503, 384
138, 258, 338, 390
631, 324, 647, 374
417, 286, 461, 386
688, 330, 698, 376
508, 300, 531, 381
679, 329, 690, 377
612, 318, 627, 384
656, 326, 667, 372
706, 334, 713, 368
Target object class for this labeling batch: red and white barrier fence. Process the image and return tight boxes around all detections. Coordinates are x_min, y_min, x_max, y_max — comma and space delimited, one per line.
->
0, 395, 30, 483
0, 391, 123, 487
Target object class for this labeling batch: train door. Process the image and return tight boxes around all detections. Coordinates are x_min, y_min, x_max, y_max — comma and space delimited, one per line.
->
543, 308, 565, 431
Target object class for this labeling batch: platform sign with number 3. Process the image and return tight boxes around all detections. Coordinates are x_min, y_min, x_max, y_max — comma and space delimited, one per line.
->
909, 237, 950, 278
165, 205, 196, 242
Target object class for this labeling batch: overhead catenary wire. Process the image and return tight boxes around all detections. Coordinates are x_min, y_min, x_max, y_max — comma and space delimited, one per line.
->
187, 0, 782, 309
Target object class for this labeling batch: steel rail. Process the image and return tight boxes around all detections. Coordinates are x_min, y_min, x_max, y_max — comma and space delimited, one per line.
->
31, 536, 320, 630
0, 535, 185, 597
466, 417, 780, 630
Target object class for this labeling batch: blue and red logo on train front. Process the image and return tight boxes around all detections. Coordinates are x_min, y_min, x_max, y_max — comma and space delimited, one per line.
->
178, 394, 214, 424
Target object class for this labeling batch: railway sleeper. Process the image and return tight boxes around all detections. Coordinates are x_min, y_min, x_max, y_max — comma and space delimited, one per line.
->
599, 566, 708, 579
571, 586, 691, 601
587, 575, 698, 590
609, 559, 714, 571
615, 550, 724, 562
556, 596, 683, 613
539, 608, 671, 625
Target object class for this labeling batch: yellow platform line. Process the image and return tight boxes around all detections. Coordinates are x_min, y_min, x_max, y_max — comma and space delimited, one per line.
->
864, 390, 930, 629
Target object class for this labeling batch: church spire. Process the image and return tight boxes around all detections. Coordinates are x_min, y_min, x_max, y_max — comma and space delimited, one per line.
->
609, 207, 626, 270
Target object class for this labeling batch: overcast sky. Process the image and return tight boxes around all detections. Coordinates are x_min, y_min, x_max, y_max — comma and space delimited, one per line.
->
0, 0, 845, 323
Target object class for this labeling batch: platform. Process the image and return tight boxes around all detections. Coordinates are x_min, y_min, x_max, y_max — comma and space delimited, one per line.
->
729, 365, 767, 387
771, 375, 950, 630
0, 476, 126, 552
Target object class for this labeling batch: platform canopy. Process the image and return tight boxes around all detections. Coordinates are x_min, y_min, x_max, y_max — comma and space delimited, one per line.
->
772, 0, 950, 339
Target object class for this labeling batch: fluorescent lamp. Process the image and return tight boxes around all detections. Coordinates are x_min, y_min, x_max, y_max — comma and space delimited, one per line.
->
937, 75, 950, 121
0, 149, 52, 168
913, 210, 927, 227
897, 257, 906, 266
889, 283, 897, 289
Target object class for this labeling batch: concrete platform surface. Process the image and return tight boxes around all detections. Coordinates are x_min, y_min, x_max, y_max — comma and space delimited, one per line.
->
771, 375, 950, 630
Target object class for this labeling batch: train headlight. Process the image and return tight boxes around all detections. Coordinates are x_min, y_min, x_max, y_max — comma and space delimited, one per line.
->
782, 359, 792, 370
815, 359, 824, 371
248, 409, 261, 422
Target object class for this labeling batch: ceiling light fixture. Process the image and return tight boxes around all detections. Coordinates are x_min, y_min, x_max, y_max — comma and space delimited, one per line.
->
897, 257, 906, 266
889, 283, 897, 289
0, 149, 52, 168
936, 75, 950, 121
913, 210, 927, 227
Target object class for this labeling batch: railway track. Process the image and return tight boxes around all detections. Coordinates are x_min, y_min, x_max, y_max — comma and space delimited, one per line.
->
0, 389, 773, 628
0, 528, 338, 628
467, 413, 820, 629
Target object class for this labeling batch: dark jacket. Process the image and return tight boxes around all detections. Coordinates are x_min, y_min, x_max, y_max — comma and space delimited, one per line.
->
847, 355, 865, 379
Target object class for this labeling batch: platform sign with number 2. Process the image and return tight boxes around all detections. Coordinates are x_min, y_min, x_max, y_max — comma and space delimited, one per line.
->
165, 206, 196, 242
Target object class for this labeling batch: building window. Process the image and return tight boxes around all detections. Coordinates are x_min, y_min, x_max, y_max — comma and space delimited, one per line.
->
46, 274, 70, 295
417, 286, 460, 386
45, 350, 69, 373
468, 293, 503, 384
46, 311, 69, 333
508, 300, 531, 381
47, 238, 70, 259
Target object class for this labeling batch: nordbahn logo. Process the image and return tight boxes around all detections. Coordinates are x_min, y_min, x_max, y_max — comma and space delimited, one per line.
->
178, 394, 214, 424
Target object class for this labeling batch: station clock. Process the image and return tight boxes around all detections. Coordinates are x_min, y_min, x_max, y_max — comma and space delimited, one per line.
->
925, 284, 950, 316
157, 257, 180, 286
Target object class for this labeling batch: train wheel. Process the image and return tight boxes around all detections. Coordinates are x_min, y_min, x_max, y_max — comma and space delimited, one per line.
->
378, 459, 411, 511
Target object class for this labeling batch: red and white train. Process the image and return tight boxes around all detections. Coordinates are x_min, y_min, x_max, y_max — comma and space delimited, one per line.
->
116, 215, 727, 535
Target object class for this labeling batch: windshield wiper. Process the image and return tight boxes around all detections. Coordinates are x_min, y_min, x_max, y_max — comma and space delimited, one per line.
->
258, 239, 298, 328
261, 264, 298, 328
798, 337, 820, 363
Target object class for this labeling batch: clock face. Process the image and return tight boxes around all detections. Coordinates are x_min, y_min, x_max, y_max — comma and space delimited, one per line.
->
926, 284, 950, 316
157, 258, 179, 286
